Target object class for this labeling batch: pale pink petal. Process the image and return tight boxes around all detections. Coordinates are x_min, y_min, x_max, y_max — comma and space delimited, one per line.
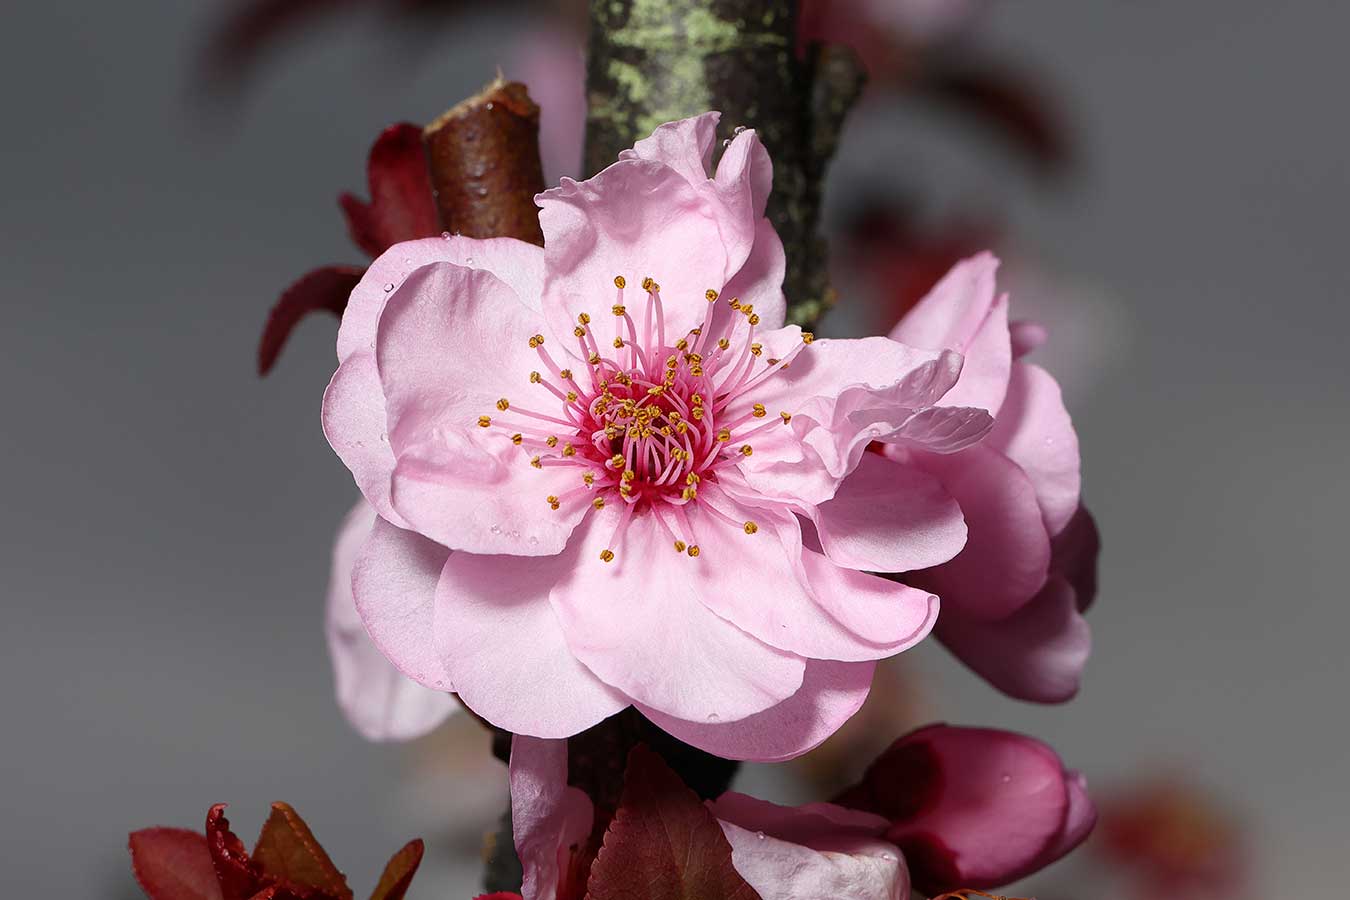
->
337, 235, 543, 361
799, 550, 940, 653
351, 515, 452, 690
810, 451, 967, 572
689, 490, 900, 662
509, 736, 595, 900
639, 660, 875, 762
1043, 770, 1097, 862
889, 252, 1010, 413
1009, 319, 1048, 358
322, 353, 405, 527
873, 724, 1076, 890
986, 362, 1081, 536
435, 548, 629, 738
715, 127, 774, 220
376, 262, 587, 555
537, 159, 734, 348
711, 795, 908, 900
549, 507, 805, 722
327, 501, 457, 741
711, 217, 786, 334
937, 575, 1091, 703
888, 405, 994, 454
902, 444, 1051, 621
619, 111, 720, 185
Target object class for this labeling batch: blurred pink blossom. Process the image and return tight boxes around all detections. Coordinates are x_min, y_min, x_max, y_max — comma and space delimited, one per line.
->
321, 113, 995, 759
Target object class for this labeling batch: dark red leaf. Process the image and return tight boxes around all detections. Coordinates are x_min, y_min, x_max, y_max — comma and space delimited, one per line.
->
252, 802, 354, 900
584, 745, 760, 900
207, 805, 267, 900
129, 828, 225, 900
339, 123, 441, 258
913, 59, 1075, 174
257, 265, 364, 375
368, 839, 424, 900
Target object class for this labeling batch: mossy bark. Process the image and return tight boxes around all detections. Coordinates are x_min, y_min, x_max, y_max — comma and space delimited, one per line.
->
585, 0, 865, 325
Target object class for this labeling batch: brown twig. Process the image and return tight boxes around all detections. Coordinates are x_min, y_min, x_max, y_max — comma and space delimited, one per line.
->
422, 77, 546, 245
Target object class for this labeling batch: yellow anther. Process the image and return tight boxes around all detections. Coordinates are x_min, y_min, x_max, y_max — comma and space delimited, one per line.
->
613, 337, 625, 349
599, 549, 615, 563
748, 313, 761, 326
574, 326, 587, 337
647, 385, 665, 396
496, 398, 510, 411
690, 366, 704, 376
614, 275, 627, 289
752, 404, 766, 418
687, 545, 701, 558
742, 304, 754, 315
579, 312, 592, 325
511, 433, 523, 445
730, 298, 742, 310
588, 351, 601, 364
690, 327, 702, 336
559, 369, 573, 380
529, 334, 545, 348
750, 343, 763, 356
675, 338, 689, 351
716, 429, 730, 442
802, 331, 815, 343
546, 436, 558, 448
530, 371, 542, 383
610, 454, 625, 468
562, 444, 576, 457
477, 415, 491, 428
673, 540, 687, 553
740, 444, 753, 456
546, 494, 560, 507
690, 408, 704, 421
583, 472, 595, 485
566, 391, 578, 402
531, 456, 542, 468
682, 486, 698, 501
743, 521, 759, 535
685, 472, 700, 485
705, 288, 719, 302
691, 393, 704, 406
767, 358, 780, 366
622, 469, 635, 481
717, 338, 730, 350
780, 411, 792, 424
592, 497, 606, 510
612, 304, 626, 316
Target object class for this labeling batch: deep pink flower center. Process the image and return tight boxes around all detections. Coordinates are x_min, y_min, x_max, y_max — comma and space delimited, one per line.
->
481, 277, 811, 562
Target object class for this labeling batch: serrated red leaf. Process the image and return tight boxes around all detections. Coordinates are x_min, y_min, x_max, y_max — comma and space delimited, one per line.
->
252, 802, 354, 900
129, 828, 225, 900
257, 265, 364, 374
207, 805, 267, 900
584, 745, 760, 900
339, 123, 441, 258
368, 839, 424, 900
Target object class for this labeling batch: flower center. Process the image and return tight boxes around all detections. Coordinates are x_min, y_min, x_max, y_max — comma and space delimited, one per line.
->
480, 276, 812, 562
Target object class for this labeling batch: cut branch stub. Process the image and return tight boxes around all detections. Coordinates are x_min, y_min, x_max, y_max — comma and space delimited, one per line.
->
423, 78, 547, 246
585, 0, 866, 325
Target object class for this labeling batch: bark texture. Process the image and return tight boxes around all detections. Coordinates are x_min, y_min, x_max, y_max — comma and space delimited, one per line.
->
585, 0, 865, 324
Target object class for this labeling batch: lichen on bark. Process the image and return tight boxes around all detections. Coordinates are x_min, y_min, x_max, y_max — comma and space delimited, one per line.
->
585, 0, 865, 325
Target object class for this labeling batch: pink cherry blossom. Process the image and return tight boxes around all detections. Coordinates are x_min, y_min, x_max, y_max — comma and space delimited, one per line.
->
510, 735, 910, 900
887, 253, 1099, 702
837, 723, 1096, 895
322, 112, 993, 758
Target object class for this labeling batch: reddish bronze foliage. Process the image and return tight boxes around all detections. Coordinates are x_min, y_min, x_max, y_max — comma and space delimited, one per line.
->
129, 803, 422, 900
257, 265, 363, 374
339, 123, 441, 258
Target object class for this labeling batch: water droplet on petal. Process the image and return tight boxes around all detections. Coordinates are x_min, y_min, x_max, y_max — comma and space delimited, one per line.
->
379, 432, 388, 443
755, 831, 765, 841
465, 256, 474, 265
490, 524, 502, 534
528, 536, 539, 545
706, 712, 720, 722
733, 125, 747, 135
383, 282, 395, 292
721, 138, 732, 148
1000, 773, 1012, 784
441, 231, 452, 239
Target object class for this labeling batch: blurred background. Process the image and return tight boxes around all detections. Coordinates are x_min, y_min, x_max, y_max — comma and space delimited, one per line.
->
2, 1, 1347, 896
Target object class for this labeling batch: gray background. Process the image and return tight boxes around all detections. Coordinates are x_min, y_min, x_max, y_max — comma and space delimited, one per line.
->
2, 1, 1346, 896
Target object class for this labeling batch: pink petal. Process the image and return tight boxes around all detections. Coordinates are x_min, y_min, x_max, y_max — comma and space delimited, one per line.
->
619, 111, 720, 187
847, 724, 1079, 892
549, 507, 806, 723
376, 262, 587, 555
337, 236, 543, 363
1043, 770, 1097, 862
889, 252, 1010, 413
986, 362, 1081, 536
798, 550, 940, 653
715, 127, 774, 221
1052, 504, 1100, 611
537, 159, 734, 349
888, 405, 994, 454
687, 491, 899, 662
508, 736, 595, 900
322, 352, 405, 527
711, 217, 787, 334
903, 444, 1051, 621
710, 795, 908, 900
810, 451, 967, 572
936, 575, 1091, 703
351, 515, 452, 691
327, 502, 457, 740
639, 660, 876, 762
435, 549, 628, 738
1009, 319, 1048, 358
